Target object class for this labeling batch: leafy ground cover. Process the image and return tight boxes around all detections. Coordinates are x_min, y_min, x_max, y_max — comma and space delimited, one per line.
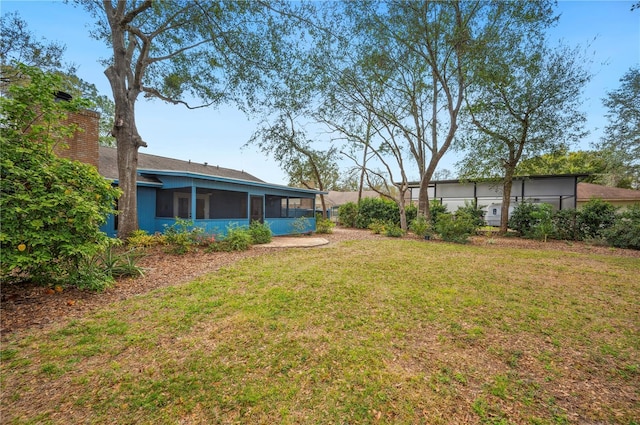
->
1, 234, 639, 424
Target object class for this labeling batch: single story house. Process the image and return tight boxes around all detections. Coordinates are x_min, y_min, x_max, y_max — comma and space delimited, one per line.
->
55, 108, 325, 238
577, 183, 640, 210
98, 147, 325, 237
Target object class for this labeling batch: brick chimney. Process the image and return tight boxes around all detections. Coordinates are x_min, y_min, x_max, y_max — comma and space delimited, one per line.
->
52, 91, 101, 168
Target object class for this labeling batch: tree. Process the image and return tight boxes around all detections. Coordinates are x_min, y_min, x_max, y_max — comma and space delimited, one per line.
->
597, 67, 640, 189
249, 113, 340, 219
76, 0, 310, 238
516, 149, 633, 188
458, 41, 590, 233
1, 11, 116, 146
0, 65, 120, 285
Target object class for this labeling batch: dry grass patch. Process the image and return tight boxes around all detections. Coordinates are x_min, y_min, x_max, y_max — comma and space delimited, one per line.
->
1, 239, 638, 424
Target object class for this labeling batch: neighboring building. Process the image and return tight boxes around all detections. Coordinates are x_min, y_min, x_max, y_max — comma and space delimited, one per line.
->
60, 109, 325, 237
317, 190, 381, 221
577, 183, 640, 210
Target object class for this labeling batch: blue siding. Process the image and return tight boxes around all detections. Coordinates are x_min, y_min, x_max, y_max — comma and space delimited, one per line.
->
137, 187, 156, 234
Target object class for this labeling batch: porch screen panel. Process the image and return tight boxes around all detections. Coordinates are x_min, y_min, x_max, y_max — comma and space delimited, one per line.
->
265, 195, 286, 218
288, 197, 314, 217
156, 189, 174, 217
207, 189, 248, 219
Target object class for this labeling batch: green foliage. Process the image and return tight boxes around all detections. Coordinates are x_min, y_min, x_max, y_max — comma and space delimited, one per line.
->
435, 213, 478, 244
429, 200, 449, 227
409, 215, 433, 238
338, 202, 359, 228
249, 221, 272, 244
383, 222, 404, 238
368, 219, 386, 234
355, 197, 399, 229
0, 65, 120, 286
456, 201, 486, 227
552, 209, 582, 241
72, 240, 145, 291
162, 219, 206, 254
508, 202, 542, 237
577, 198, 617, 240
212, 225, 252, 252
291, 216, 311, 235
126, 230, 166, 247
530, 203, 554, 242
603, 204, 640, 250
315, 217, 335, 234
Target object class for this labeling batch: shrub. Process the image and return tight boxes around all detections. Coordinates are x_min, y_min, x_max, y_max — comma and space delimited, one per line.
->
508, 202, 542, 236
249, 220, 272, 244
315, 218, 335, 234
455, 201, 486, 227
355, 197, 399, 229
530, 203, 554, 242
435, 213, 477, 244
127, 230, 166, 247
384, 222, 404, 238
163, 219, 205, 254
409, 214, 433, 238
291, 216, 311, 235
212, 225, 252, 252
429, 200, 449, 227
604, 204, 640, 250
71, 240, 144, 291
577, 198, 617, 240
552, 209, 582, 241
368, 219, 386, 234
338, 202, 358, 228
0, 65, 121, 286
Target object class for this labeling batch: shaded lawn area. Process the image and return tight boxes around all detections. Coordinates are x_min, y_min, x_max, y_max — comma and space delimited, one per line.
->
1, 239, 639, 424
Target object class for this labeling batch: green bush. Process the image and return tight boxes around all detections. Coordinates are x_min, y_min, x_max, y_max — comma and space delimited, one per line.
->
604, 204, 640, 250
384, 222, 404, 238
213, 225, 252, 252
435, 213, 477, 244
355, 197, 399, 229
409, 214, 433, 238
552, 209, 582, 241
429, 200, 449, 227
530, 203, 554, 242
249, 220, 272, 244
71, 240, 144, 291
163, 219, 206, 254
338, 202, 358, 227
0, 65, 121, 286
508, 202, 542, 236
315, 218, 335, 234
455, 201, 486, 227
126, 230, 166, 247
577, 198, 617, 240
368, 219, 386, 234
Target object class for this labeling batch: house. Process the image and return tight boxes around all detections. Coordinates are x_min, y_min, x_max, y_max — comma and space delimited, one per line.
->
577, 183, 640, 210
57, 109, 325, 237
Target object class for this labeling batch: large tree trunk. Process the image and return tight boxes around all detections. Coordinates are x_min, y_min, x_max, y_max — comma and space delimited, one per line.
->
500, 166, 516, 234
112, 102, 145, 239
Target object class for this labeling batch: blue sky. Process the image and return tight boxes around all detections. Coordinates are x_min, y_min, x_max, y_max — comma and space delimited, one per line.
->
2, 1, 639, 185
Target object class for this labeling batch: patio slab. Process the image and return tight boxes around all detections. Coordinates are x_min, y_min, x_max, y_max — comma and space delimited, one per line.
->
254, 236, 329, 248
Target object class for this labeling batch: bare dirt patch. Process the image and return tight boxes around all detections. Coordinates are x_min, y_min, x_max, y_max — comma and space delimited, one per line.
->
2, 227, 637, 339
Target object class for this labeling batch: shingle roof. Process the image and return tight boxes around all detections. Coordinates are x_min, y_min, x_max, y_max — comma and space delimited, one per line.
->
577, 182, 640, 202
98, 146, 264, 184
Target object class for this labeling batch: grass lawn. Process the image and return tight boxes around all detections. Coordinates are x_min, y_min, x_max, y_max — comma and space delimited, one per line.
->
1, 239, 639, 424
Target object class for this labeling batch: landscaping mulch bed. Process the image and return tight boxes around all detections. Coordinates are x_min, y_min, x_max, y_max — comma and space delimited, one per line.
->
1, 227, 637, 339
